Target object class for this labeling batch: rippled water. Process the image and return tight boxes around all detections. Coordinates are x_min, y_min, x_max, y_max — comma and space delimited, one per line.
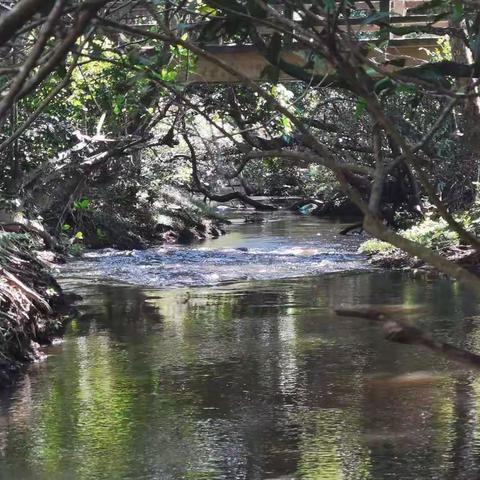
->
61, 215, 368, 288
1, 214, 480, 480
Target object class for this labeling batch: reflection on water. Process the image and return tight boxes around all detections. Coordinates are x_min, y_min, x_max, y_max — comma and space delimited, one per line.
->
1, 216, 480, 479
1, 275, 480, 479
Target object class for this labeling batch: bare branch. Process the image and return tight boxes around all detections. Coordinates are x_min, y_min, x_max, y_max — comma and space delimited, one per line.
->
0, 0, 46, 47
336, 306, 480, 370
0, 0, 67, 127
183, 133, 277, 210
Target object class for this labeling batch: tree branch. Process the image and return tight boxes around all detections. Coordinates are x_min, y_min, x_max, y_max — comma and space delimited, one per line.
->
336, 306, 480, 370
183, 134, 277, 210
0, 0, 46, 47
0, 0, 66, 127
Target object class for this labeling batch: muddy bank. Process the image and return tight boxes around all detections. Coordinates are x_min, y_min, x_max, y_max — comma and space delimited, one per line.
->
155, 218, 226, 245
61, 209, 227, 251
0, 233, 75, 387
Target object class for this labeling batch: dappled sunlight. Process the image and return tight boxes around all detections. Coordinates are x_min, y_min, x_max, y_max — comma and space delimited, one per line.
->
1, 0, 480, 478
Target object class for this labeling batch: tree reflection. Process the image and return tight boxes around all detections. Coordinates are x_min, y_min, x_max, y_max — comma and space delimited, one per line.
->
0, 273, 480, 479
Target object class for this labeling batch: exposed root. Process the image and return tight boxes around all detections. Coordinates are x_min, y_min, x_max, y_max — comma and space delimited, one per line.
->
0, 232, 72, 386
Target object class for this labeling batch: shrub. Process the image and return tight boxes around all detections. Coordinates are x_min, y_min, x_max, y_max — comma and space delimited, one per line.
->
358, 238, 396, 255
359, 216, 460, 255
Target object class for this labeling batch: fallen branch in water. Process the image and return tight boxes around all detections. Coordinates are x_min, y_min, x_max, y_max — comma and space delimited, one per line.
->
183, 133, 277, 211
339, 222, 363, 235
335, 306, 480, 370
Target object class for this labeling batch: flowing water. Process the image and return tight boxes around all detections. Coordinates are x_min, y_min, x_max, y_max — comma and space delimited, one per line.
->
1, 214, 480, 479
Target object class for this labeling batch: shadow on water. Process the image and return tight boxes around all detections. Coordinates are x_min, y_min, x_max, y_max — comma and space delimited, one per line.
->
1, 215, 480, 479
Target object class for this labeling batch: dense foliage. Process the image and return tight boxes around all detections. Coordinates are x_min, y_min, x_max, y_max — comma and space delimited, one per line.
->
0, 0, 479, 286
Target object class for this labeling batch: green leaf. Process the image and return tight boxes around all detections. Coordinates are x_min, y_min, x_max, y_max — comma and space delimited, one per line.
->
160, 68, 177, 82
197, 4, 217, 16
355, 97, 367, 119
73, 198, 90, 210
281, 115, 291, 130
75, 231, 84, 240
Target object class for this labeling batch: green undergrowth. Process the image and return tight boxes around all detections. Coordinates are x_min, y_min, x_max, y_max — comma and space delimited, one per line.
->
359, 215, 472, 256
58, 186, 227, 251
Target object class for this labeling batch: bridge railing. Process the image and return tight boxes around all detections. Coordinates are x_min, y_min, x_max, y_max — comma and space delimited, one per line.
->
117, 1, 444, 45
257, 1, 446, 42
112, 0, 445, 83
193, 1, 445, 82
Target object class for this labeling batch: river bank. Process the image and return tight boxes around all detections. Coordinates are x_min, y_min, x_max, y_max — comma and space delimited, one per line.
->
0, 234, 78, 387
365, 244, 480, 274
358, 215, 480, 276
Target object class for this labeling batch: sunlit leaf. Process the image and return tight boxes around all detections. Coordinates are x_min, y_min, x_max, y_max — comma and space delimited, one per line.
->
355, 97, 367, 119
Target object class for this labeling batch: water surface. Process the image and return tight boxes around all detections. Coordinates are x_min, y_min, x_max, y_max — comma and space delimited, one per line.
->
62, 215, 367, 287
1, 214, 480, 480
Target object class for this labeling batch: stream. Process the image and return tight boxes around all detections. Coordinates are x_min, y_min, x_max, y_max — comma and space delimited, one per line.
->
1, 213, 480, 479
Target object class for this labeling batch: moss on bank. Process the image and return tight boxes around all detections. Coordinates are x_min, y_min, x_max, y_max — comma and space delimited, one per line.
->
0, 233, 73, 387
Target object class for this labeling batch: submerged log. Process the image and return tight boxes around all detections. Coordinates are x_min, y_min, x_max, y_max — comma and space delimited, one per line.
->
336, 306, 480, 370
